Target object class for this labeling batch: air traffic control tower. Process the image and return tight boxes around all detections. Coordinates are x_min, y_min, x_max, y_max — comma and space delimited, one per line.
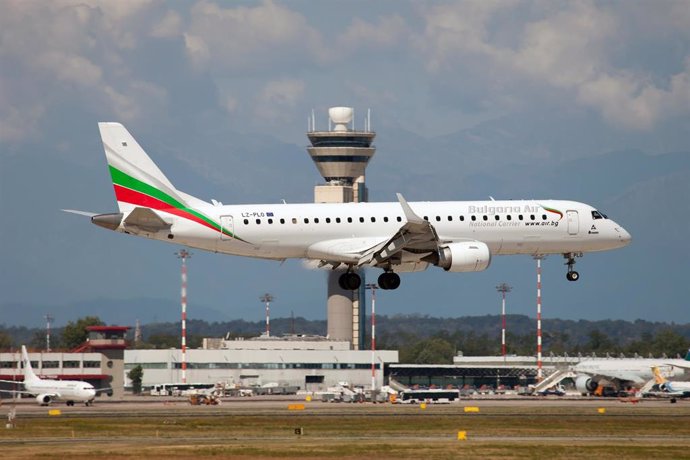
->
306, 107, 375, 350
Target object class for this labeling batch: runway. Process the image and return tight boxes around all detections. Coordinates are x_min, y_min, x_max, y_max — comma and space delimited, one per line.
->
1, 396, 689, 459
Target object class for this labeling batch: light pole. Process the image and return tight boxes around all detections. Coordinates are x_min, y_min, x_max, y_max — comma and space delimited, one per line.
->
44, 314, 53, 352
260, 294, 274, 337
175, 249, 192, 384
533, 255, 546, 381
365, 283, 378, 395
495, 283, 512, 362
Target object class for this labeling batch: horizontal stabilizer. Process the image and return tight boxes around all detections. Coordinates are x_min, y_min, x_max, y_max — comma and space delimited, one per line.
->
123, 207, 171, 233
62, 209, 98, 218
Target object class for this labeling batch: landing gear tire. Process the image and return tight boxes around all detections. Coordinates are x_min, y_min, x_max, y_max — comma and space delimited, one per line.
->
338, 272, 361, 290
378, 272, 401, 290
564, 253, 581, 282
566, 271, 580, 282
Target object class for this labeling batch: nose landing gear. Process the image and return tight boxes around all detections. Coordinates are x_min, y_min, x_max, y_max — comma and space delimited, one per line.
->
564, 253, 582, 281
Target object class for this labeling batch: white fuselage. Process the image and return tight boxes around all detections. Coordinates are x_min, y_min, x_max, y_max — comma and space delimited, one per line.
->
574, 359, 690, 382
127, 198, 630, 262
25, 378, 97, 403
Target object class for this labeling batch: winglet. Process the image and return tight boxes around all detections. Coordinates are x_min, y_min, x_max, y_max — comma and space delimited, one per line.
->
396, 193, 425, 224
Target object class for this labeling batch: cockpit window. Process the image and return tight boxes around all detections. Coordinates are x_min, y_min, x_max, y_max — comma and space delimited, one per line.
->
591, 210, 608, 220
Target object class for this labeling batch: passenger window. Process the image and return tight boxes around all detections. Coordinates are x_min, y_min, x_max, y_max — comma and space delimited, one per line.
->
530, 215, 535, 220
471, 215, 476, 221
326, 217, 331, 223
243, 219, 249, 225
383, 217, 389, 222
347, 217, 353, 223
424, 216, 429, 221
304, 218, 309, 224
268, 218, 273, 224
280, 218, 285, 224
435, 216, 441, 222
371, 217, 376, 223
448, 216, 453, 221
519, 215, 523, 221
314, 218, 320, 224
336, 217, 341, 223
292, 218, 297, 224
542, 214, 547, 220
460, 216, 464, 221
483, 215, 488, 221
495, 215, 500, 221
256, 219, 261, 224
396, 216, 402, 222
359, 217, 365, 223
507, 215, 511, 221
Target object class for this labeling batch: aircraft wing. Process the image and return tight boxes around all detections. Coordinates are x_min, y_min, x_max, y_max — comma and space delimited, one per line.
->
667, 363, 690, 370
602, 372, 647, 385
357, 194, 441, 267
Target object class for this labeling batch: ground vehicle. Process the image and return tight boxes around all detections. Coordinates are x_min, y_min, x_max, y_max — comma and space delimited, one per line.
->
396, 389, 460, 404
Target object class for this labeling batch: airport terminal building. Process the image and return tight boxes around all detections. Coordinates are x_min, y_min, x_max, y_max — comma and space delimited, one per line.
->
125, 335, 399, 392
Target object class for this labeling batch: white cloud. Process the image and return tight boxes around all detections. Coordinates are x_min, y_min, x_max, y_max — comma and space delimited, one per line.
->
417, 1, 690, 130
254, 78, 305, 123
151, 10, 182, 38
0, 0, 167, 143
338, 15, 407, 50
184, 1, 328, 72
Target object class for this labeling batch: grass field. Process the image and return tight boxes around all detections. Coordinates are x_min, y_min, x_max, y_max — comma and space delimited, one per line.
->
1, 401, 689, 459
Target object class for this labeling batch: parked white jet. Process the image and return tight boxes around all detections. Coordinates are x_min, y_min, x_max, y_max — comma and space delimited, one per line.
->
573, 350, 690, 396
0, 346, 107, 406
648, 366, 690, 402
72, 123, 631, 290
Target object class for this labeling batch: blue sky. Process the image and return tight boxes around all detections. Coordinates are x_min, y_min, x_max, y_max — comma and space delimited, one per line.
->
1, 1, 689, 327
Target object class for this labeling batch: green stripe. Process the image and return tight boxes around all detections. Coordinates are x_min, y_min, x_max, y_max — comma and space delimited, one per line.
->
109, 165, 238, 238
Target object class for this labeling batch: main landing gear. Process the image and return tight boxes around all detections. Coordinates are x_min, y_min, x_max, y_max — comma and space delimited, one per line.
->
378, 272, 401, 290
338, 272, 361, 290
564, 253, 581, 282
337, 271, 401, 290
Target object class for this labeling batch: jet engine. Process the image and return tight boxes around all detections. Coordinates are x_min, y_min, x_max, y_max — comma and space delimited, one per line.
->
575, 375, 598, 395
436, 242, 491, 272
36, 394, 52, 405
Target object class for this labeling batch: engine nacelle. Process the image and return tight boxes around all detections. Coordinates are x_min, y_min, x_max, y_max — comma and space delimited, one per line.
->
437, 242, 491, 272
575, 375, 598, 395
36, 394, 52, 405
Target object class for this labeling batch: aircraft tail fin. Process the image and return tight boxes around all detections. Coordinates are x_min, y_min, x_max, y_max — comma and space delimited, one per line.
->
685, 349, 690, 361
21, 346, 40, 384
652, 367, 668, 385
98, 123, 186, 213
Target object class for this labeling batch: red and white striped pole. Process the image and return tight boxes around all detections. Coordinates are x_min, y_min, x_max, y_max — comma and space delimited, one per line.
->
260, 294, 274, 337
533, 255, 545, 381
496, 284, 512, 363
176, 249, 191, 384
365, 284, 378, 394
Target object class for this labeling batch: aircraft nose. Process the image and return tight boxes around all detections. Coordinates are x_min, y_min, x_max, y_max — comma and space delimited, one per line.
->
615, 225, 631, 246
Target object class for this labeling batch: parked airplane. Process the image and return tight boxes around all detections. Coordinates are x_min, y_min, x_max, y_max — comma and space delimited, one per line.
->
647, 366, 690, 402
573, 350, 690, 396
68, 123, 631, 290
0, 346, 108, 406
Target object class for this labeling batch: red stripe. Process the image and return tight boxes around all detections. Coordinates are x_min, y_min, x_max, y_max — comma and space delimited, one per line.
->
113, 185, 219, 234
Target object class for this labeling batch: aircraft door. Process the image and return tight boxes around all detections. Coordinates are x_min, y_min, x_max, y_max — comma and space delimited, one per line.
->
220, 215, 234, 240
566, 210, 579, 235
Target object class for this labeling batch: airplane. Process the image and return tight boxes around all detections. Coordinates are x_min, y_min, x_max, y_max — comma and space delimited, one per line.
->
573, 350, 690, 396
646, 366, 690, 403
0, 346, 109, 406
67, 122, 631, 290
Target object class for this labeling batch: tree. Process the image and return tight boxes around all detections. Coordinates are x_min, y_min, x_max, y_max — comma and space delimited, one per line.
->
61, 316, 105, 350
0, 331, 12, 350
128, 365, 144, 395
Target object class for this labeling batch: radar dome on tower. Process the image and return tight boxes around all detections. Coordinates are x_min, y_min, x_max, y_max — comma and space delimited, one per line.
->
328, 107, 353, 132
